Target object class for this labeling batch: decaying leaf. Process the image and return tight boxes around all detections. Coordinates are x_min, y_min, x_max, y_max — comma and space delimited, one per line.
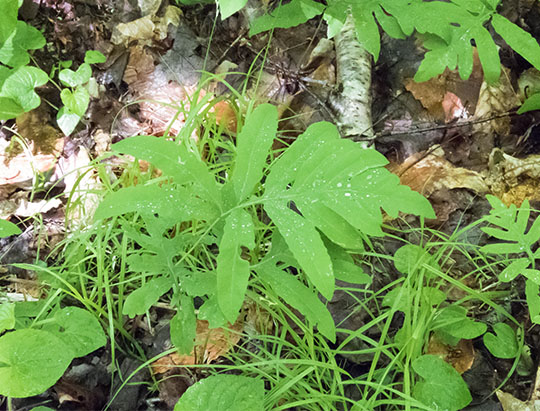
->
404, 50, 483, 122
0, 136, 63, 187
496, 390, 539, 411
471, 67, 521, 162
0, 191, 61, 219
427, 334, 475, 374
111, 6, 181, 46
486, 148, 540, 205
388, 146, 488, 221
152, 320, 243, 374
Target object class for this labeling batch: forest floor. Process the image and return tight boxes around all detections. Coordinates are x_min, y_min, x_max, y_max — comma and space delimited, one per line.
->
2, 0, 540, 410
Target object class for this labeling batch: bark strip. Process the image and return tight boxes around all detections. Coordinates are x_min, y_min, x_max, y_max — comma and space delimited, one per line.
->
331, 13, 374, 148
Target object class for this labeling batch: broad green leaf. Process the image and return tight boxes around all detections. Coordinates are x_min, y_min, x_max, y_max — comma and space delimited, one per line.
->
265, 203, 334, 299
113, 136, 221, 208
431, 305, 486, 339
59, 63, 92, 87
523, 269, 540, 285
30, 407, 55, 411
219, 0, 248, 19
374, 7, 405, 40
46, 307, 106, 357
382, 286, 408, 311
0, 0, 18, 45
0, 96, 23, 119
84, 50, 106, 64
1, 65, 48, 111
57, 106, 81, 136
94, 185, 218, 223
394, 244, 438, 275
123, 276, 172, 317
323, 239, 370, 284
482, 227, 521, 242
526, 280, 540, 324
500, 258, 530, 282
414, 36, 456, 83
413, 355, 472, 411
0, 218, 21, 236
229, 103, 277, 202
170, 295, 196, 354
350, 7, 381, 60
263, 121, 433, 298
484, 322, 518, 359
60, 86, 90, 117
183, 271, 217, 297
481, 197, 540, 266
524, 215, 540, 244
324, 1, 390, 60
249, 0, 325, 36
198, 296, 227, 328
518, 92, 540, 114
174, 374, 264, 411
0, 302, 15, 333
474, 26, 501, 84
480, 242, 527, 255
217, 208, 254, 323
492, 14, 540, 71
0, 22, 45, 67
0, 329, 73, 398
258, 263, 336, 342
323, 0, 348, 38
300, 203, 364, 250
406, 1, 500, 83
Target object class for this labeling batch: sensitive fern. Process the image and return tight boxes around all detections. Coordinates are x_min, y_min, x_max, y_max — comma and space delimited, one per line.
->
244, 0, 540, 84
95, 104, 434, 349
481, 195, 540, 323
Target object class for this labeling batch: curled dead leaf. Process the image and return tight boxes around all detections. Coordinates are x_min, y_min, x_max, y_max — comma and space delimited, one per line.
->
152, 320, 243, 375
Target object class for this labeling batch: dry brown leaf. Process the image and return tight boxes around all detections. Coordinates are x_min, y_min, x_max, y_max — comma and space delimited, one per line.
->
496, 390, 538, 411
152, 320, 243, 374
427, 334, 475, 374
486, 148, 540, 206
0, 192, 62, 219
0, 140, 63, 187
404, 75, 447, 120
388, 146, 488, 222
474, 66, 521, 136
389, 146, 488, 197
404, 49, 483, 121
111, 6, 181, 46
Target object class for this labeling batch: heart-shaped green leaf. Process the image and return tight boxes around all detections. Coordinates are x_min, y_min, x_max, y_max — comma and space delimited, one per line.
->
60, 86, 89, 117
84, 50, 106, 64
45, 307, 106, 357
0, 21, 45, 67
174, 374, 264, 411
1, 65, 48, 111
0, 0, 18, 45
0, 329, 73, 398
57, 106, 81, 136
484, 322, 519, 359
0, 218, 21, 236
0, 303, 15, 333
59, 63, 92, 87
413, 354, 472, 411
